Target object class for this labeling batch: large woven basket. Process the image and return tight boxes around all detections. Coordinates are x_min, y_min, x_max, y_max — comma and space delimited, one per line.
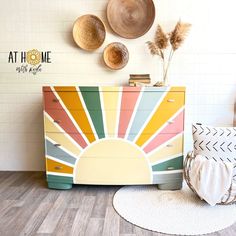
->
184, 151, 236, 205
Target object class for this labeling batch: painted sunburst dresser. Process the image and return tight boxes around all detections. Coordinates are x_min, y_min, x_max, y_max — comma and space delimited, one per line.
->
43, 86, 185, 190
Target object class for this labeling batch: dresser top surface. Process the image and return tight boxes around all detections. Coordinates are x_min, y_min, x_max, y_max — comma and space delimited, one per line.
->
43, 86, 185, 92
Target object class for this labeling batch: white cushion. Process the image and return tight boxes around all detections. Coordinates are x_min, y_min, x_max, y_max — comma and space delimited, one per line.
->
192, 123, 236, 163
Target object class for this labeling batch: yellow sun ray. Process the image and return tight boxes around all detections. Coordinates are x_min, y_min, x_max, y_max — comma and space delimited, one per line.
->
135, 87, 185, 147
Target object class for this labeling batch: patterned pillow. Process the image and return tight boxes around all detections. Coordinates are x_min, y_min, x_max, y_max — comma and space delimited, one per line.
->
192, 123, 236, 163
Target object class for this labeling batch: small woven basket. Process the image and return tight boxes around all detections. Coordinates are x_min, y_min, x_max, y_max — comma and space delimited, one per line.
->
103, 42, 129, 70
184, 151, 236, 205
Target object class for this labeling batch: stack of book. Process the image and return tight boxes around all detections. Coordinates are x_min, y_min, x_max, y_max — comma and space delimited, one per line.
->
129, 74, 151, 86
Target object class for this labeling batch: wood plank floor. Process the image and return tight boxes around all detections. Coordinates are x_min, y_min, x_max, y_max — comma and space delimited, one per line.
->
0, 172, 235, 236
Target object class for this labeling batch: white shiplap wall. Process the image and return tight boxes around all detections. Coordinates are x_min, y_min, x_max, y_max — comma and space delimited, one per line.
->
0, 0, 235, 170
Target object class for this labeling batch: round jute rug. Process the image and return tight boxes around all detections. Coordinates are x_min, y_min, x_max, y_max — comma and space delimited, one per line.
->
113, 185, 236, 235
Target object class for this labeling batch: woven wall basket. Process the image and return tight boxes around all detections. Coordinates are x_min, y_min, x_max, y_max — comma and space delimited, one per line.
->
73, 14, 106, 51
103, 42, 129, 70
107, 0, 155, 39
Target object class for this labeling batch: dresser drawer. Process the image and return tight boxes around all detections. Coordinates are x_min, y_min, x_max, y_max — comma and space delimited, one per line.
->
44, 91, 184, 110
152, 156, 183, 172
143, 133, 184, 154
45, 132, 82, 156
44, 109, 183, 135
136, 117, 184, 135
137, 91, 184, 110
46, 158, 74, 174
44, 91, 135, 110
148, 134, 184, 163
73, 157, 151, 184
45, 139, 77, 163
44, 91, 101, 110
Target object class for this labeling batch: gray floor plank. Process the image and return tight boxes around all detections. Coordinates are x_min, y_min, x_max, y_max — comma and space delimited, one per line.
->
19, 202, 53, 236
52, 208, 78, 236
151, 231, 166, 236
4, 203, 45, 236
68, 185, 87, 209
0, 172, 23, 194
85, 185, 100, 196
41, 189, 60, 203
102, 206, 120, 236
0, 171, 13, 180
19, 191, 59, 236
0, 200, 23, 218
9, 172, 34, 187
85, 217, 104, 236
0, 206, 22, 234
91, 186, 109, 218
37, 191, 72, 234
134, 227, 154, 236
120, 234, 136, 236
0, 173, 43, 201
107, 186, 120, 207
120, 217, 134, 235
1, 187, 49, 235
71, 196, 96, 236
35, 234, 52, 236
0, 186, 31, 201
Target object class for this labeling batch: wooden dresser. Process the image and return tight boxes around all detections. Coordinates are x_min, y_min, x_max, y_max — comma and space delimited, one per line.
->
43, 86, 185, 190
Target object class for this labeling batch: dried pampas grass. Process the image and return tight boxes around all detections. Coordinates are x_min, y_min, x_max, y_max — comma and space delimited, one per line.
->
146, 20, 191, 86
170, 21, 191, 50
146, 41, 160, 56
154, 25, 169, 50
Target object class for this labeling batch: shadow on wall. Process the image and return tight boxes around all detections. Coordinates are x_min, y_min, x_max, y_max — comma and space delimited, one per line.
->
31, 100, 45, 171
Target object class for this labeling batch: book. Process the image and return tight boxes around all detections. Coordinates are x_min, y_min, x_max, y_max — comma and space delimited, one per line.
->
129, 82, 152, 87
129, 74, 150, 78
129, 79, 150, 83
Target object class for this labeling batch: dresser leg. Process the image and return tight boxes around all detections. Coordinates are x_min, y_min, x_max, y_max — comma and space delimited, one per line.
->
157, 181, 182, 190
48, 182, 72, 190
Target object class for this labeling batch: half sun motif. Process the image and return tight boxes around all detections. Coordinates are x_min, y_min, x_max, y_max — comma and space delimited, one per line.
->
44, 86, 185, 185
